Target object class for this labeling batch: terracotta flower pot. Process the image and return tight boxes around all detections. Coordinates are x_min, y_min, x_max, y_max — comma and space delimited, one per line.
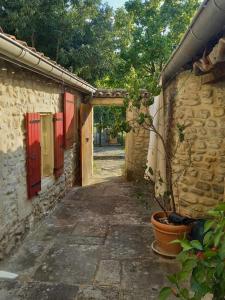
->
151, 211, 191, 256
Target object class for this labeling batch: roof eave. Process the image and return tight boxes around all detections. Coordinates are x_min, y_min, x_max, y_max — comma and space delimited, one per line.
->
0, 33, 96, 94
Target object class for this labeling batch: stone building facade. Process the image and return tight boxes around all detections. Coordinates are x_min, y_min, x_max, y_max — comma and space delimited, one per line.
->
0, 59, 84, 259
164, 71, 225, 218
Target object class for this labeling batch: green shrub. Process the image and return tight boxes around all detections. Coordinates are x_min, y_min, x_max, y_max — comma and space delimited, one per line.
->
159, 203, 225, 300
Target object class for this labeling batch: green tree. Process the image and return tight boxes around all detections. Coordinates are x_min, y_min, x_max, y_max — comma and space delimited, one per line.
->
0, 0, 118, 84
58, 1, 117, 83
99, 0, 200, 92
0, 0, 70, 58
0, 0, 200, 88
94, 106, 126, 146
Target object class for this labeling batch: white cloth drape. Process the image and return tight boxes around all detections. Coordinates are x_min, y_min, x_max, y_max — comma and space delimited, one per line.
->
145, 92, 167, 197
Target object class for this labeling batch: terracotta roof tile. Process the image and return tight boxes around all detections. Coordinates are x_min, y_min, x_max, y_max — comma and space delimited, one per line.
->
0, 28, 96, 92
193, 37, 225, 75
0, 30, 57, 65
94, 89, 149, 98
94, 89, 128, 98
17, 40, 28, 47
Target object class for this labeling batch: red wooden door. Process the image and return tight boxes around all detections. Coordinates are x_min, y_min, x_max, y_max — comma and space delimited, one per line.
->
26, 113, 41, 199
64, 92, 75, 149
54, 112, 64, 178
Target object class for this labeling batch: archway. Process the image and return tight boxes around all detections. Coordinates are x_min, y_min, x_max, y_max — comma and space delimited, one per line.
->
80, 89, 149, 186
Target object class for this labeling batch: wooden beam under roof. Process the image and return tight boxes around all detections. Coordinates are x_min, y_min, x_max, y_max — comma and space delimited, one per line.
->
90, 97, 124, 106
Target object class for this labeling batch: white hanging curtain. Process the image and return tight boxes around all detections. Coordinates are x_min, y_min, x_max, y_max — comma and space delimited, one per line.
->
145, 92, 167, 197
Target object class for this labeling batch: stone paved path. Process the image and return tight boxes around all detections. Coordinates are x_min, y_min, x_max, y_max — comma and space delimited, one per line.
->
92, 145, 125, 184
94, 146, 125, 159
0, 157, 177, 300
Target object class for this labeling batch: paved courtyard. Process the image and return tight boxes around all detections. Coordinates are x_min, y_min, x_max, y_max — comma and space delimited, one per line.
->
94, 146, 125, 159
0, 153, 177, 300
92, 146, 125, 184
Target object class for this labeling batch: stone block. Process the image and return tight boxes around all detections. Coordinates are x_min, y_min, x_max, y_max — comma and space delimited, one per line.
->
193, 120, 205, 127
196, 110, 210, 119
186, 100, 200, 106
193, 156, 203, 162
206, 120, 217, 127
197, 142, 206, 149
190, 188, 204, 196
215, 97, 225, 106
219, 156, 225, 163
196, 181, 211, 191
212, 193, 219, 200
182, 177, 196, 185
213, 107, 225, 117
200, 88, 213, 98
189, 170, 198, 177
208, 142, 221, 149
212, 184, 224, 195
205, 157, 217, 163
215, 175, 224, 183
177, 112, 185, 119
201, 172, 213, 181
185, 109, 194, 118
205, 192, 212, 198
198, 198, 217, 206
201, 98, 213, 104
198, 129, 207, 138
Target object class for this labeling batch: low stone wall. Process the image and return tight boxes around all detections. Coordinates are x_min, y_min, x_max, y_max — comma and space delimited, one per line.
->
0, 59, 81, 259
165, 71, 225, 218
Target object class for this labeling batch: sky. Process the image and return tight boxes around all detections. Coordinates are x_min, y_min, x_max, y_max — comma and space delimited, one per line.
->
106, 0, 126, 9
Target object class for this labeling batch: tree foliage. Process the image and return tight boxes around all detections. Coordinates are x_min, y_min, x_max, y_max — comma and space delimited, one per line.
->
0, 0, 200, 87
94, 106, 126, 146
0, 0, 117, 84
101, 0, 200, 92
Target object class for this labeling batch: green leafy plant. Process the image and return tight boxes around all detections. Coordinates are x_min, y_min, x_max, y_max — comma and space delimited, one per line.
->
117, 83, 191, 216
159, 203, 225, 300
94, 106, 126, 146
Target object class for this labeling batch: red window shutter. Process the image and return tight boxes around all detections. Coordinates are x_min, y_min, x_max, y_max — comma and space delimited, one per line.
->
26, 113, 41, 199
64, 92, 75, 149
54, 113, 64, 178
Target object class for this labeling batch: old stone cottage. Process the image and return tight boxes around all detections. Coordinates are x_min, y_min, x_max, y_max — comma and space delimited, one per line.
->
0, 30, 149, 259
0, 31, 96, 258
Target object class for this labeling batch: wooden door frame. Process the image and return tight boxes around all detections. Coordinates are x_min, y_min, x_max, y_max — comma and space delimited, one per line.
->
80, 97, 124, 186
80, 102, 93, 186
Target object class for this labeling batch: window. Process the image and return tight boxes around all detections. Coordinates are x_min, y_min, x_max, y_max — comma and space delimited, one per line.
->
26, 111, 64, 199
40, 114, 54, 177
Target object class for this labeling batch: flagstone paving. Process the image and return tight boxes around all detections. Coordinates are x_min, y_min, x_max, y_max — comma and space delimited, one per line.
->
92, 146, 125, 184
0, 157, 177, 300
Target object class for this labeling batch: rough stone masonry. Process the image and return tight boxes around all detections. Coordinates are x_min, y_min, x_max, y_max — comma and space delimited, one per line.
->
0, 59, 81, 259
165, 71, 225, 218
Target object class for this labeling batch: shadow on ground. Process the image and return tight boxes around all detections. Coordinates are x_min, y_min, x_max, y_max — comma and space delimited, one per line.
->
0, 154, 178, 300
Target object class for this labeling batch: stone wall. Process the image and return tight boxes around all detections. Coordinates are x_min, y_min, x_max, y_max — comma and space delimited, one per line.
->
0, 59, 82, 259
165, 71, 225, 218
125, 107, 150, 181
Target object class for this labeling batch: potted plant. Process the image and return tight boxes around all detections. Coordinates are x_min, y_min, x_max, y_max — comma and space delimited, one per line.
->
147, 118, 192, 256
159, 203, 225, 300
120, 88, 194, 256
